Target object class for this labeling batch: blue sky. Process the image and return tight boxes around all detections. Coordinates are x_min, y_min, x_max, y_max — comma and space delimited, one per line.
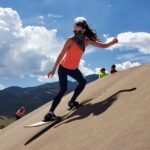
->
0, 0, 150, 88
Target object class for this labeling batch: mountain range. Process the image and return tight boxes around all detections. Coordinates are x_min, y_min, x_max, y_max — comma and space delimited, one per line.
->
0, 74, 98, 116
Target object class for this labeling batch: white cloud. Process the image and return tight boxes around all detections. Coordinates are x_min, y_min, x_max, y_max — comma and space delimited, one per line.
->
38, 16, 45, 20
37, 13, 63, 25
37, 74, 58, 83
38, 59, 95, 83
47, 13, 63, 18
37, 15, 45, 25
0, 84, 5, 90
117, 53, 150, 63
107, 4, 112, 8
85, 46, 98, 55
95, 61, 141, 74
95, 67, 101, 74
0, 7, 64, 81
105, 32, 150, 54
117, 53, 138, 60
79, 59, 95, 76
74, 16, 86, 23
115, 61, 141, 71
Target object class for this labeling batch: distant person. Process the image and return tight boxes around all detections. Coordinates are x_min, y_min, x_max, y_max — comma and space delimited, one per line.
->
99, 68, 109, 78
15, 107, 26, 120
110, 64, 117, 74
43, 17, 118, 122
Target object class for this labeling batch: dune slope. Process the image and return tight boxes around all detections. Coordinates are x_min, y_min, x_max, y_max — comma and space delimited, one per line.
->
0, 64, 150, 150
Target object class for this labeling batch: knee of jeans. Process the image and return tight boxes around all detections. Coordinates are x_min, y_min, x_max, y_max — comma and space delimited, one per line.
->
60, 87, 67, 94
81, 79, 87, 86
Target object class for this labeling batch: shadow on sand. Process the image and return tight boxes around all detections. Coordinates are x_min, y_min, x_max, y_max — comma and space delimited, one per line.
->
24, 87, 136, 146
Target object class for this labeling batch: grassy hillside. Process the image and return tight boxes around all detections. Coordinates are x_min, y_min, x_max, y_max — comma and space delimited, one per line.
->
0, 116, 15, 129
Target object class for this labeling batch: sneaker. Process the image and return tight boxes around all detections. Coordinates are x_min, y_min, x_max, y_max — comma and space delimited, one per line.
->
43, 111, 57, 122
68, 101, 79, 109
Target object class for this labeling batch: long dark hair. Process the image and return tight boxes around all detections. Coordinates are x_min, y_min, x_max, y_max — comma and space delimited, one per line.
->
75, 18, 100, 41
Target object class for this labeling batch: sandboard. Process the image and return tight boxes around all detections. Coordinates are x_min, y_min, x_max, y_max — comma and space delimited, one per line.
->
24, 117, 62, 128
24, 103, 85, 128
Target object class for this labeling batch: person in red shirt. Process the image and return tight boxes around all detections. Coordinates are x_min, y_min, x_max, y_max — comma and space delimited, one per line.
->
15, 107, 26, 120
43, 17, 119, 122
110, 64, 117, 74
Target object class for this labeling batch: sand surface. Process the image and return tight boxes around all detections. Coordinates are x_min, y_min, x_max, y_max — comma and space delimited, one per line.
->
0, 64, 150, 150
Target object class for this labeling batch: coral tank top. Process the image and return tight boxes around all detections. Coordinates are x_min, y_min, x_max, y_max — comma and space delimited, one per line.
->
60, 41, 86, 70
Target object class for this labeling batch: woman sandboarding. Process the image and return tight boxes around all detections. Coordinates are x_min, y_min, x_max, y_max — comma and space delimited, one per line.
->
43, 17, 118, 122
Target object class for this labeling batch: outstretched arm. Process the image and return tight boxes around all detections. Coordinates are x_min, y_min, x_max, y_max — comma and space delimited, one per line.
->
48, 38, 73, 78
86, 38, 118, 48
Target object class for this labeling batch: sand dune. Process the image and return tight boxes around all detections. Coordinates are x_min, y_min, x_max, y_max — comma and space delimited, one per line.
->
0, 64, 150, 150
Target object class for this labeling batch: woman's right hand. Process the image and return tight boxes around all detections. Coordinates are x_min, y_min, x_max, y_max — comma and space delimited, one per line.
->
48, 69, 55, 78
112, 38, 118, 45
